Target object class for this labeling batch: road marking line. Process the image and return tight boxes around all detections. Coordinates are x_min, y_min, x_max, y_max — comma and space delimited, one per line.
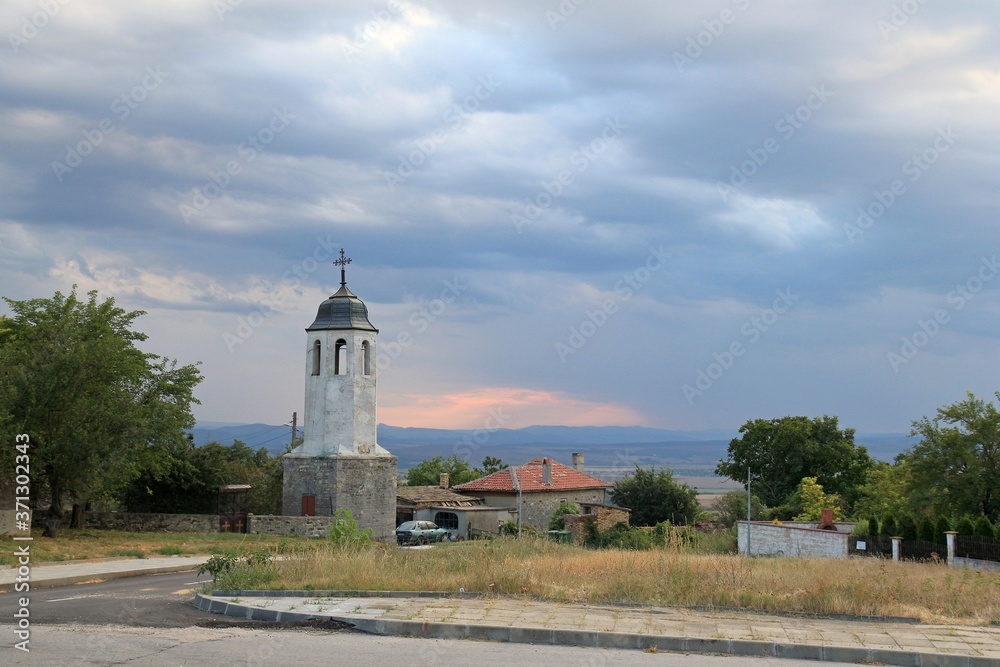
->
48, 595, 101, 602
183, 581, 208, 585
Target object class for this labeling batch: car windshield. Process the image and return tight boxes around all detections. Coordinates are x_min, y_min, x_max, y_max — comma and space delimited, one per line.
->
397, 522, 418, 530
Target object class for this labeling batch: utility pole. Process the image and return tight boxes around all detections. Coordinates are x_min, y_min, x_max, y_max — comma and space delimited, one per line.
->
291, 411, 298, 445
513, 466, 523, 539
746, 466, 752, 558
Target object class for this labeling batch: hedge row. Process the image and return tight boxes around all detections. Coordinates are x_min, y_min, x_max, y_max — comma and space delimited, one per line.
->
860, 514, 997, 544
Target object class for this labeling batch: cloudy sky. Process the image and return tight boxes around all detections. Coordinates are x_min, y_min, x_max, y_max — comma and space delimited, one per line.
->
2, 1, 998, 434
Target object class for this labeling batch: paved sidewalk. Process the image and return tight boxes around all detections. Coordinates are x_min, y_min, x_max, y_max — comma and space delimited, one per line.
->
197, 590, 1000, 666
0, 556, 210, 590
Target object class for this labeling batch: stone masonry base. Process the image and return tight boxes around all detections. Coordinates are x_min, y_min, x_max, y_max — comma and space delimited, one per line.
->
282, 454, 397, 543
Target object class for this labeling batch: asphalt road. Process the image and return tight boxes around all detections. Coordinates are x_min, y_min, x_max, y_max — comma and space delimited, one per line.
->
0, 573, 856, 666
0, 570, 240, 628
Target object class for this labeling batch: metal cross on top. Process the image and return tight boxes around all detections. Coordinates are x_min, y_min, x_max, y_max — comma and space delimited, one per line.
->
334, 248, 352, 287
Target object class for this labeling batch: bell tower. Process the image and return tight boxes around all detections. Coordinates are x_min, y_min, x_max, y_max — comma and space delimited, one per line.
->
282, 249, 396, 541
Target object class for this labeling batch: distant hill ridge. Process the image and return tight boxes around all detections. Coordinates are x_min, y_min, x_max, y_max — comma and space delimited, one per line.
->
189, 422, 914, 470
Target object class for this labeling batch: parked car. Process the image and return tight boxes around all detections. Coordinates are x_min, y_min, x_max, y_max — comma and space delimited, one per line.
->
396, 520, 449, 545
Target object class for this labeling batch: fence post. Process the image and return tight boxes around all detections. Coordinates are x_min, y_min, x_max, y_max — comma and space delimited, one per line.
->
945, 531, 957, 567
891, 536, 902, 562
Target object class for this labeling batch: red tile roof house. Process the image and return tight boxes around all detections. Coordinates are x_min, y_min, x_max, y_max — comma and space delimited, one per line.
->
452, 457, 614, 532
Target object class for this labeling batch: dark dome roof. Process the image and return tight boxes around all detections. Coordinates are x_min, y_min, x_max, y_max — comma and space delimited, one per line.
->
306, 284, 377, 332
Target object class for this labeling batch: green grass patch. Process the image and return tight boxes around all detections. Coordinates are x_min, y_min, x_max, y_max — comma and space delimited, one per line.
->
109, 548, 147, 559
155, 545, 184, 556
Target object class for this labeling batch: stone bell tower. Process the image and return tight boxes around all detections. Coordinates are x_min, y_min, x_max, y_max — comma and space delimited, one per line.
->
282, 249, 397, 542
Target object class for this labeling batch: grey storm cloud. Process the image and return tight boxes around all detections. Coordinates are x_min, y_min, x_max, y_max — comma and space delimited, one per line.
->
1, 0, 998, 432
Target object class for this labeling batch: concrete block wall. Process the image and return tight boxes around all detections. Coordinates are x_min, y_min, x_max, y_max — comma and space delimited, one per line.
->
738, 521, 848, 559
282, 455, 397, 543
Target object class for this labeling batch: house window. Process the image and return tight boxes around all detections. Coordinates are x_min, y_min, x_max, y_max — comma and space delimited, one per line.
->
334, 339, 347, 375
311, 340, 321, 376
434, 512, 459, 530
362, 341, 371, 376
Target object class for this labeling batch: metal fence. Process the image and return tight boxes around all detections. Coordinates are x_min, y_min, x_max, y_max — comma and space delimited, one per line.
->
956, 535, 1000, 563
900, 539, 947, 563
848, 535, 893, 558
848, 535, 947, 562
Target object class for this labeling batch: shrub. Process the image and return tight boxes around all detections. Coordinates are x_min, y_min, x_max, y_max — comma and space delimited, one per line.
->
955, 516, 976, 536
880, 516, 897, 537
548, 501, 580, 531
713, 490, 766, 528
198, 548, 276, 589
898, 515, 917, 541
974, 515, 995, 538
933, 517, 950, 544
917, 518, 935, 542
327, 508, 374, 549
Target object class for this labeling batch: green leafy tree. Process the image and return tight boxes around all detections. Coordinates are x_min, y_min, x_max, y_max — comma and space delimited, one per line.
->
901, 391, 1000, 519
548, 501, 580, 531
792, 477, 842, 521
712, 489, 765, 529
119, 438, 282, 515
716, 416, 873, 514
611, 466, 700, 527
865, 517, 880, 536
473, 455, 507, 478
880, 516, 897, 538
0, 288, 202, 536
403, 454, 479, 486
853, 461, 914, 519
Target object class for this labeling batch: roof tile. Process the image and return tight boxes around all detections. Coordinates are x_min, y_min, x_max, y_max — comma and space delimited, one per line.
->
454, 458, 612, 493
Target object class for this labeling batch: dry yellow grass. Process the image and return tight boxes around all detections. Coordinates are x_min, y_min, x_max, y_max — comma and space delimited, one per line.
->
269, 537, 1000, 625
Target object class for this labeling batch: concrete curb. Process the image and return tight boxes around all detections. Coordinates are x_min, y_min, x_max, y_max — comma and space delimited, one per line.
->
193, 593, 995, 667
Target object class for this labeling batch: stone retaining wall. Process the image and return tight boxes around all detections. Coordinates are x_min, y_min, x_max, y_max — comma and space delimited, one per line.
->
82, 511, 218, 532
247, 514, 334, 537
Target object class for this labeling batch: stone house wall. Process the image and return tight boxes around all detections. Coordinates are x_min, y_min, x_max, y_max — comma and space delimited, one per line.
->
471, 489, 607, 532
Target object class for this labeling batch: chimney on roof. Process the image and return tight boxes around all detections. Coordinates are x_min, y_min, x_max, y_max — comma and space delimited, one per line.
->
572, 452, 584, 473
439, 472, 450, 489
542, 459, 552, 485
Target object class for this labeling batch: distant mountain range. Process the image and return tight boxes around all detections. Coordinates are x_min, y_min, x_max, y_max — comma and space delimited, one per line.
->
189, 422, 915, 472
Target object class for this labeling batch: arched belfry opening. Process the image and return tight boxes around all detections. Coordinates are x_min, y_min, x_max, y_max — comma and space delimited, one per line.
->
334, 339, 347, 375
283, 248, 396, 543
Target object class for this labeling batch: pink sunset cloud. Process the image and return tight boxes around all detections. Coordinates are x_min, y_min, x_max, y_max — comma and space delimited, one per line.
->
378, 387, 649, 429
